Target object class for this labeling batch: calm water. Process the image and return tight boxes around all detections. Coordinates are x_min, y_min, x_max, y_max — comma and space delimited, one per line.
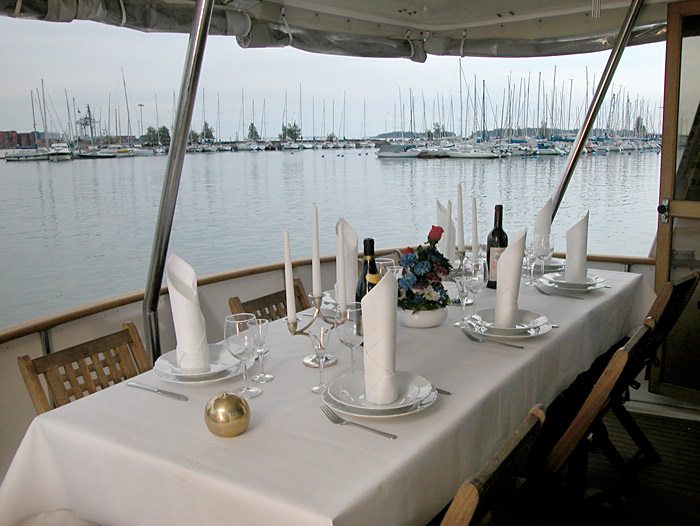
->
0, 148, 661, 327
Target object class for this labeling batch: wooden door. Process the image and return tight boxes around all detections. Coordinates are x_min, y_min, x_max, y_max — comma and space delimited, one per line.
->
652, 0, 700, 403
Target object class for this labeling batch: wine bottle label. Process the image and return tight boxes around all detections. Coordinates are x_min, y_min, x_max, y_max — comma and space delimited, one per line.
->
489, 247, 506, 281
367, 273, 380, 285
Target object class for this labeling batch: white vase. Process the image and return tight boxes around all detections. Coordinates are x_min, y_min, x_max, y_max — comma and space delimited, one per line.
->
399, 307, 448, 328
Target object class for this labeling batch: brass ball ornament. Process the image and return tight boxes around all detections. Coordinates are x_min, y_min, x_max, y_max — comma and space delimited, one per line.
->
204, 392, 250, 437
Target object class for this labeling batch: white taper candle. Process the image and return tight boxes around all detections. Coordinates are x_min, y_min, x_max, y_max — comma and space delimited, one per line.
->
446, 200, 453, 261
336, 221, 347, 308
457, 184, 465, 251
311, 203, 321, 297
283, 230, 297, 323
472, 197, 479, 261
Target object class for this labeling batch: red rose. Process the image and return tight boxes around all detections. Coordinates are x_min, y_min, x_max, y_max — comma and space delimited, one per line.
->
428, 225, 444, 243
401, 247, 415, 255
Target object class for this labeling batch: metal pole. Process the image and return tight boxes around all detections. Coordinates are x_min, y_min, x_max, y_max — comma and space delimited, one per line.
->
142, 0, 215, 361
551, 0, 646, 219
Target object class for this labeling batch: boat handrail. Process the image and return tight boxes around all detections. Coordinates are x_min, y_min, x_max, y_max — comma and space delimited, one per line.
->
0, 250, 655, 346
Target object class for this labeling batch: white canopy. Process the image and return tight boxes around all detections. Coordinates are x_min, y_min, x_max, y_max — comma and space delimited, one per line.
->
1, 0, 676, 61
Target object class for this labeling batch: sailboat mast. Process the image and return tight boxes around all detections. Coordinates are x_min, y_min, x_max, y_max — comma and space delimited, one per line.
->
64, 90, 73, 144
299, 83, 302, 141
121, 68, 132, 144
107, 94, 111, 144
41, 79, 49, 147
459, 58, 463, 139
30, 91, 38, 149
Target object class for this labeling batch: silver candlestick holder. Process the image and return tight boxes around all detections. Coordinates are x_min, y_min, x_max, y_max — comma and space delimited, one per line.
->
287, 296, 338, 368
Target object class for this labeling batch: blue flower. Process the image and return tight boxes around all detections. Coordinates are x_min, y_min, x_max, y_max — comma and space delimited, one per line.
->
413, 260, 430, 276
398, 273, 417, 291
400, 253, 418, 268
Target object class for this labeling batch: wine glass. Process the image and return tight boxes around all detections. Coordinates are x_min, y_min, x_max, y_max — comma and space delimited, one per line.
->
251, 319, 273, 383
453, 276, 472, 327
375, 257, 395, 277
335, 302, 363, 373
524, 240, 538, 286
534, 234, 554, 279
224, 313, 262, 399
464, 258, 488, 316
385, 265, 403, 280
308, 325, 332, 394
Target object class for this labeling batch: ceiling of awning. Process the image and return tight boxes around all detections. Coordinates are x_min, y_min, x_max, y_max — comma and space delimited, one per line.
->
0, 0, 677, 61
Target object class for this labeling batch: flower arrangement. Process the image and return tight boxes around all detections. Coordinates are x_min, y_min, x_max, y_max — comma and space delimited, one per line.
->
397, 226, 452, 312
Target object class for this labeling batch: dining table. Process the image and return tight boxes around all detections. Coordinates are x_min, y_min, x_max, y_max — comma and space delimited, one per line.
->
0, 269, 653, 526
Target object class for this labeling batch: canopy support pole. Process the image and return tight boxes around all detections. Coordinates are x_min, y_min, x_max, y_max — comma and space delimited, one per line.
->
551, 0, 646, 219
142, 0, 215, 361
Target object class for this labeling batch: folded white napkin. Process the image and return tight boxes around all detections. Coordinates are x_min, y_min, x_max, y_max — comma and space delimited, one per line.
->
565, 212, 589, 283
534, 198, 554, 236
437, 200, 456, 262
336, 218, 358, 307
495, 229, 527, 328
361, 273, 398, 405
165, 254, 210, 373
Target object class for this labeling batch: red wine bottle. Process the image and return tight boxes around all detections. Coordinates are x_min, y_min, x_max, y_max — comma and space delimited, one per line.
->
356, 238, 380, 301
486, 205, 508, 289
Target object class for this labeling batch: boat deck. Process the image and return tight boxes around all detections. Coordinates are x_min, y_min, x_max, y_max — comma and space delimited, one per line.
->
583, 411, 700, 526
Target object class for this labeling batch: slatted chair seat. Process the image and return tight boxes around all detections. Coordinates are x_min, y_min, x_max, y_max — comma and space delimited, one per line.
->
229, 277, 311, 320
439, 404, 546, 526
18, 322, 151, 414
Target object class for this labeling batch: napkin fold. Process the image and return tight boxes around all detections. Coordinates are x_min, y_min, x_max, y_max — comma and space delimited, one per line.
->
361, 273, 398, 405
165, 254, 210, 373
534, 198, 554, 236
336, 218, 358, 306
437, 200, 456, 263
566, 212, 589, 283
495, 229, 527, 328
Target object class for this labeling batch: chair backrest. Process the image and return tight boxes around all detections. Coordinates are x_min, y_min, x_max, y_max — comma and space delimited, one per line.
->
18, 322, 152, 414
441, 404, 546, 526
616, 270, 699, 395
544, 349, 628, 474
229, 278, 311, 321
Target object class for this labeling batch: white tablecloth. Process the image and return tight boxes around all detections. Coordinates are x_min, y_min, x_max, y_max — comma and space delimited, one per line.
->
0, 270, 652, 526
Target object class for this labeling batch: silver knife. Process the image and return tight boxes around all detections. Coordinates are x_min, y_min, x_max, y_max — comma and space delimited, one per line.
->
127, 381, 189, 401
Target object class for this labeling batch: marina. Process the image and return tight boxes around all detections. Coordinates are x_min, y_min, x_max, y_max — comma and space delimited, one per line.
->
1, 1, 699, 525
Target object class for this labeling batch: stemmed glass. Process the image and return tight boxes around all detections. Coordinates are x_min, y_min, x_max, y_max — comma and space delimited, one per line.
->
335, 302, 363, 373
454, 276, 472, 326
309, 325, 332, 394
224, 313, 262, 399
385, 265, 403, 280
524, 240, 538, 286
375, 257, 395, 277
464, 258, 488, 316
251, 319, 273, 383
534, 234, 554, 279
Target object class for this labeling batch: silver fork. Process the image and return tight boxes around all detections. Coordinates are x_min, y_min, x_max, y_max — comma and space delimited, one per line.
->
320, 405, 397, 439
461, 327, 524, 349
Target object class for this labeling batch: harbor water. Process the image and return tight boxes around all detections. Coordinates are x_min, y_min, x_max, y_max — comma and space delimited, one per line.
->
0, 148, 661, 328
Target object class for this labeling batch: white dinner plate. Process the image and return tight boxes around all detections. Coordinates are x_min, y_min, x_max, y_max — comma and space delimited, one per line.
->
465, 320, 552, 340
154, 362, 244, 384
470, 309, 549, 335
542, 272, 605, 290
154, 343, 235, 378
322, 388, 438, 418
523, 257, 565, 273
327, 371, 434, 410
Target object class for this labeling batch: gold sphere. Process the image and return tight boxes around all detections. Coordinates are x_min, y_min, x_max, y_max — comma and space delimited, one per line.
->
204, 392, 250, 437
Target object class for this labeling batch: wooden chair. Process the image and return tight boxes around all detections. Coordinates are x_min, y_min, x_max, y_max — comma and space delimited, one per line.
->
440, 404, 546, 526
591, 271, 700, 478
18, 322, 151, 414
229, 278, 311, 321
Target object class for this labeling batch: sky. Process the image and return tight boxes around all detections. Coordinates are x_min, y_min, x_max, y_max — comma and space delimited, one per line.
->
0, 15, 667, 141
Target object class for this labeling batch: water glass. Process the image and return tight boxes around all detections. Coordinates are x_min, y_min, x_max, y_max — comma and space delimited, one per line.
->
454, 276, 472, 326
375, 257, 395, 277
464, 258, 488, 316
251, 319, 273, 383
335, 302, 363, 373
309, 325, 332, 394
534, 234, 554, 278
224, 313, 262, 399
525, 241, 538, 286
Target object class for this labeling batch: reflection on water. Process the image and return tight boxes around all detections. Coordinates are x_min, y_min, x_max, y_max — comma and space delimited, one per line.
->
0, 149, 661, 327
